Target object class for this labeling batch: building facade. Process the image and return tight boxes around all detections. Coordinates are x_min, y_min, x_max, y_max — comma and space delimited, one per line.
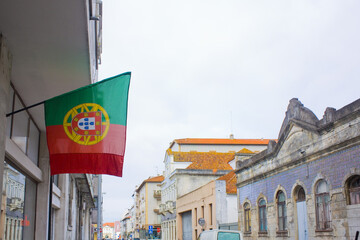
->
128, 205, 136, 239
161, 138, 271, 240
103, 222, 115, 239
236, 98, 360, 240
0, 0, 103, 239
115, 221, 121, 239
176, 170, 239, 240
134, 176, 164, 239
120, 213, 131, 239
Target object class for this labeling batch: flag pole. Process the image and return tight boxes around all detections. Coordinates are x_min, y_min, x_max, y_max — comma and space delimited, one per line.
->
6, 100, 45, 117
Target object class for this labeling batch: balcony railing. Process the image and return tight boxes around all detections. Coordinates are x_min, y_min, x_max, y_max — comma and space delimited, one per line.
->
159, 203, 166, 215
153, 190, 161, 199
158, 201, 175, 215
165, 200, 175, 213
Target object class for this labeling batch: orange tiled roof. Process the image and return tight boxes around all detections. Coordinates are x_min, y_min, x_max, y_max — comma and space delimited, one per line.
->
145, 175, 164, 183
136, 175, 164, 192
103, 222, 114, 227
217, 171, 237, 194
172, 151, 235, 171
237, 148, 255, 154
174, 138, 273, 145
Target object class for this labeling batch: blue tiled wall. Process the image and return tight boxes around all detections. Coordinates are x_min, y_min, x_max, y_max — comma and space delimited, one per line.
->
238, 144, 360, 205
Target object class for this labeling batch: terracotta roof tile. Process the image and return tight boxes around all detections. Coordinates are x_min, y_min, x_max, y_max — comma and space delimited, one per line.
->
217, 171, 237, 194
237, 148, 255, 154
172, 151, 235, 171
174, 138, 274, 145
103, 222, 114, 227
145, 175, 164, 183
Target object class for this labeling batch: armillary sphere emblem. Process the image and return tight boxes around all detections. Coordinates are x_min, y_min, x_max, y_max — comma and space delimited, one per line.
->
63, 103, 110, 145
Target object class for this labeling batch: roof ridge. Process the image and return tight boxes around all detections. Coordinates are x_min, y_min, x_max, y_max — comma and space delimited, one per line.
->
173, 138, 275, 145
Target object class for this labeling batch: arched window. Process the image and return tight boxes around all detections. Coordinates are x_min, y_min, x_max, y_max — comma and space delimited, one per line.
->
244, 202, 251, 233
348, 175, 360, 205
258, 198, 267, 232
277, 191, 287, 231
297, 187, 306, 202
315, 180, 331, 230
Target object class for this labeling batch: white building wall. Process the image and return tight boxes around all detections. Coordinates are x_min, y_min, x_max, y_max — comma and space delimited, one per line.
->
138, 186, 147, 227
147, 182, 162, 225
177, 174, 227, 198
226, 195, 238, 223
215, 180, 227, 225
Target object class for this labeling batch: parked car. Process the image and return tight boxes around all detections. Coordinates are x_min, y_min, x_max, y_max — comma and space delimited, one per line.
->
197, 229, 243, 240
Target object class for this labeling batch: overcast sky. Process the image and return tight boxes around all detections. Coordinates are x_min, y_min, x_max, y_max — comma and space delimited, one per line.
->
98, 0, 360, 222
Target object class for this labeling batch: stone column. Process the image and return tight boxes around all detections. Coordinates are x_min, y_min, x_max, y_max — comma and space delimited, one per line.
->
0, 35, 12, 238
9, 218, 15, 240
35, 132, 50, 239
54, 174, 70, 240
5, 217, 10, 240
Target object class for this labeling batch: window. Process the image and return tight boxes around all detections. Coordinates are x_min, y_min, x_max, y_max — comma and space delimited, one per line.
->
348, 175, 360, 205
297, 187, 306, 202
6, 86, 14, 137
68, 178, 74, 228
258, 198, 267, 232
315, 180, 331, 230
6, 84, 40, 165
3, 160, 36, 239
195, 207, 197, 226
218, 232, 240, 240
209, 203, 213, 225
244, 202, 251, 233
12, 95, 29, 152
277, 191, 287, 231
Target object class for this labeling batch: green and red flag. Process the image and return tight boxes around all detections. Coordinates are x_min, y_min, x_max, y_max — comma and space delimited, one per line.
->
45, 72, 131, 177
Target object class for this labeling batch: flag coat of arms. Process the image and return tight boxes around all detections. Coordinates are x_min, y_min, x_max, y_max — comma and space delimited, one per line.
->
45, 72, 131, 177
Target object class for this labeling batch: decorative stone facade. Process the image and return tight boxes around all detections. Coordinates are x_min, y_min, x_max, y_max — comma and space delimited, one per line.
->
236, 98, 360, 240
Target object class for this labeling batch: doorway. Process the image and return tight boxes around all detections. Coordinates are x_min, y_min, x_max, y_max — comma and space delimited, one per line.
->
296, 187, 308, 240
181, 211, 192, 240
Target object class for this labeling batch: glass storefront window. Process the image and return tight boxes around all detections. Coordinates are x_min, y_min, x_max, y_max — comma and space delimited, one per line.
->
3, 160, 36, 240
6, 87, 14, 137
27, 120, 39, 165
11, 96, 29, 153
6, 84, 40, 166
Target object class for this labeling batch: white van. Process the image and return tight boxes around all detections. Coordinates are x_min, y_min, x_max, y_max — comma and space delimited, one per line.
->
197, 229, 243, 240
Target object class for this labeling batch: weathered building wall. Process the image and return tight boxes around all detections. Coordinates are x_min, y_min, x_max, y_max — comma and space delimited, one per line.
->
238, 145, 360, 204
238, 146, 360, 239
0, 36, 11, 223
236, 98, 360, 240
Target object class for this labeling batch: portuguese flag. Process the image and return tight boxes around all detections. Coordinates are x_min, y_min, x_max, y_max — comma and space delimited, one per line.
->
45, 72, 131, 177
